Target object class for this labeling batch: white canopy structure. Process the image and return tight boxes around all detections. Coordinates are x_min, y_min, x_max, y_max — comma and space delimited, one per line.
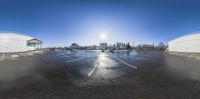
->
168, 33, 200, 53
0, 33, 42, 53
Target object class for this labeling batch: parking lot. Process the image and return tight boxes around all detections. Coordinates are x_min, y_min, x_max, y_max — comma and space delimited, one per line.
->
0, 50, 200, 99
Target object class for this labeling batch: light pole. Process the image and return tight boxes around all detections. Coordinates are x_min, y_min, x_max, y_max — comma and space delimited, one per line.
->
2, 47, 7, 61
2, 53, 4, 61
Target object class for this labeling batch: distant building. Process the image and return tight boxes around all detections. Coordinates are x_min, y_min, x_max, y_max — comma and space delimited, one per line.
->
100, 43, 107, 50
142, 44, 154, 49
158, 42, 164, 47
157, 42, 166, 50
0, 33, 42, 53
169, 33, 200, 53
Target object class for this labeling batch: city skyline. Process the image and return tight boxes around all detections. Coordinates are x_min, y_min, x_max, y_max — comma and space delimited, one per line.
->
1, 0, 200, 47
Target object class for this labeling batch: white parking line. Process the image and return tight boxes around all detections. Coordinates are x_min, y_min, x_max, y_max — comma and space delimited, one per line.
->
65, 57, 88, 63
116, 55, 146, 60
112, 56, 138, 69
131, 57, 146, 60
88, 62, 98, 77
57, 54, 71, 57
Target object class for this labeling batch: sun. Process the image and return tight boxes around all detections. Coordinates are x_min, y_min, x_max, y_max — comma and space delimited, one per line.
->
100, 33, 107, 39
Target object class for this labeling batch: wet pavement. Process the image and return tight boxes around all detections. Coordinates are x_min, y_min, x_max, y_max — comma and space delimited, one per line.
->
0, 50, 200, 99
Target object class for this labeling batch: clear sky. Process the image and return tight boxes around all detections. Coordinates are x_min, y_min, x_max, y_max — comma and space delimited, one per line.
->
1, 0, 200, 47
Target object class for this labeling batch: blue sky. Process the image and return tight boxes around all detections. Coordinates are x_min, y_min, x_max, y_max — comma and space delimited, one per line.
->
1, 0, 200, 47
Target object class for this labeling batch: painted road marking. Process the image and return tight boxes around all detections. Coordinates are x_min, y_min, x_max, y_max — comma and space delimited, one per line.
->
112, 56, 138, 69
88, 62, 98, 77
130, 57, 146, 60
65, 55, 97, 63
65, 57, 88, 63
116, 55, 146, 60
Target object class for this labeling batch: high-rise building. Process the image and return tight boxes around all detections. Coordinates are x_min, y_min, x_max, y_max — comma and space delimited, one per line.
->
100, 43, 107, 50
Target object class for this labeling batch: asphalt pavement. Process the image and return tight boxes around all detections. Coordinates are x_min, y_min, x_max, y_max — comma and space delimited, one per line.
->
0, 50, 200, 99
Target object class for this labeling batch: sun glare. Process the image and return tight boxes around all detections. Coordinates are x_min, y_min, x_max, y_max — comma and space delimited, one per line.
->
100, 33, 107, 39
